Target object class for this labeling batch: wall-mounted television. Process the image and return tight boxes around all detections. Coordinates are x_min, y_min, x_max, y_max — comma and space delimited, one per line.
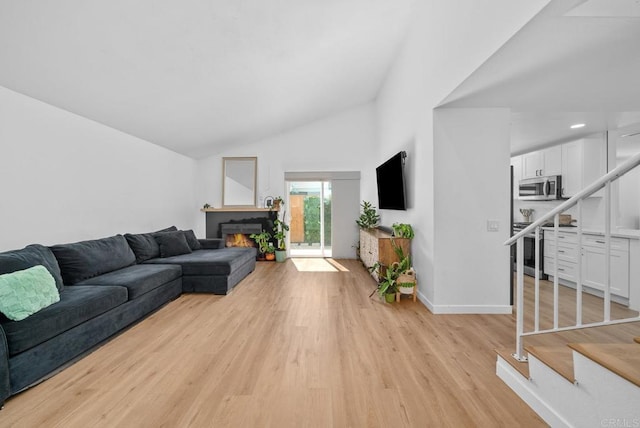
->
376, 151, 407, 210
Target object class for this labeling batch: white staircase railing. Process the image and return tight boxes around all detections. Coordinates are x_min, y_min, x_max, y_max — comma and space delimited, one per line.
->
505, 150, 640, 361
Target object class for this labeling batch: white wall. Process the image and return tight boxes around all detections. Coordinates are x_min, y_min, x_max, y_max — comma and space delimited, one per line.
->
434, 108, 512, 311
375, 0, 549, 312
196, 103, 377, 257
0, 86, 199, 251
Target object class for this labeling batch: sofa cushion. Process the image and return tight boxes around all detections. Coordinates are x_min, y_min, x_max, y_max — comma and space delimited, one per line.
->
182, 230, 201, 251
154, 231, 192, 258
0, 266, 60, 321
50, 235, 136, 285
144, 247, 257, 276
124, 233, 160, 263
155, 226, 177, 233
0, 285, 127, 356
0, 244, 64, 292
76, 264, 182, 300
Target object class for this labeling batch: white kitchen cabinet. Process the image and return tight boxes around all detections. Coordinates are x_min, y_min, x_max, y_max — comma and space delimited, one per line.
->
544, 233, 579, 282
561, 138, 606, 198
544, 230, 630, 299
581, 246, 629, 299
511, 155, 522, 199
522, 146, 562, 178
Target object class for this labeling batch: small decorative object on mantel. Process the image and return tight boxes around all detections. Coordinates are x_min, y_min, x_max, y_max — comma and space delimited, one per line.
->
272, 196, 284, 211
264, 196, 274, 209
203, 203, 211, 209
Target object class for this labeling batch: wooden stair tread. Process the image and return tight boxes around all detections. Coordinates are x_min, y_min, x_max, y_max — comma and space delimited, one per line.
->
635, 337, 640, 344
495, 348, 529, 379
525, 345, 575, 383
568, 343, 640, 387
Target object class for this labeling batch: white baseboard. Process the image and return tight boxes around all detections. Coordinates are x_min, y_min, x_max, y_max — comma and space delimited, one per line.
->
416, 290, 512, 314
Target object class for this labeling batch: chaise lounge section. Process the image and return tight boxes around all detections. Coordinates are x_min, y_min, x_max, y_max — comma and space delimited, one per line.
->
0, 227, 256, 406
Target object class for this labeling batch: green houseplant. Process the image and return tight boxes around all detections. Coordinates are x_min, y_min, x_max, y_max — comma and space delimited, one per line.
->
392, 223, 414, 239
368, 244, 412, 303
273, 216, 289, 263
249, 231, 272, 261
356, 201, 380, 230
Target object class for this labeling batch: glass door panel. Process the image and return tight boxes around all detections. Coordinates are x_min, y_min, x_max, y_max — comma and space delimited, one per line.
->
288, 181, 332, 257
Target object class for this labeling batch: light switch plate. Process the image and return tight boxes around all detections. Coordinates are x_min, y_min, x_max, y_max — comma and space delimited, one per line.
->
487, 220, 500, 232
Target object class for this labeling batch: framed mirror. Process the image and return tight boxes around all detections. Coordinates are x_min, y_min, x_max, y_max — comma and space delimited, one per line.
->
222, 157, 257, 207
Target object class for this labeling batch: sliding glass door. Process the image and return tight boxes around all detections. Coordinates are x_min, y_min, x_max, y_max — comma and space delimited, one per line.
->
288, 181, 332, 257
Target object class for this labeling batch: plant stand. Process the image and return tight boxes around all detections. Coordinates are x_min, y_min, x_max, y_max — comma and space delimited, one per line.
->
395, 269, 417, 302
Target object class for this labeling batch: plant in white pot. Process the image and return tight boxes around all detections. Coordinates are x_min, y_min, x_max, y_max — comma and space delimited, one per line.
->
393, 245, 416, 300
273, 216, 289, 263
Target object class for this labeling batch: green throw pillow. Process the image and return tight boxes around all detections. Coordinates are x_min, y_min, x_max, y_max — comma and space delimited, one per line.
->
0, 265, 60, 321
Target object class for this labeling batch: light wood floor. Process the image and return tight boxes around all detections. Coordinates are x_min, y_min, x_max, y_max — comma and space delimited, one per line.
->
1, 259, 546, 427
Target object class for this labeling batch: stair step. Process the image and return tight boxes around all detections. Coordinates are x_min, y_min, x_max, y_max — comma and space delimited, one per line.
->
495, 348, 529, 378
635, 337, 640, 344
525, 345, 575, 383
568, 342, 640, 387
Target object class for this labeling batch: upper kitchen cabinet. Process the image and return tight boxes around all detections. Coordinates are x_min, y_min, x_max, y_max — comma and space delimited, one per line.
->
521, 146, 562, 179
561, 137, 606, 198
511, 155, 522, 198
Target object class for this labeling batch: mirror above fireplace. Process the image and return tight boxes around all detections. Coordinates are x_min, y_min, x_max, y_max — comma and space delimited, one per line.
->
222, 157, 257, 208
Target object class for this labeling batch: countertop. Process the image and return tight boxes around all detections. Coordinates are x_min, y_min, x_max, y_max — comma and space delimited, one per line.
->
541, 226, 640, 240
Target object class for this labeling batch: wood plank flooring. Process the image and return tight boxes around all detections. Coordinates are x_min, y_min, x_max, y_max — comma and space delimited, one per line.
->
0, 259, 545, 427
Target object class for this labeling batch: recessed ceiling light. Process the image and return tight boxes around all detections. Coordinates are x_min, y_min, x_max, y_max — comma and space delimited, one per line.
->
570, 123, 586, 129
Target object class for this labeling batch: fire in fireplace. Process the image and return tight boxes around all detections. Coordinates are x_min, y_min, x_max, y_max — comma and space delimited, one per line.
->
220, 222, 263, 248
225, 233, 256, 248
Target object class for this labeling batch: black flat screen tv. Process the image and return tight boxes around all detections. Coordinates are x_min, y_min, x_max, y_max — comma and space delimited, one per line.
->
376, 151, 407, 210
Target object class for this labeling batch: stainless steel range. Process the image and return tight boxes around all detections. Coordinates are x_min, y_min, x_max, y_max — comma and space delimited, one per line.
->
512, 222, 546, 278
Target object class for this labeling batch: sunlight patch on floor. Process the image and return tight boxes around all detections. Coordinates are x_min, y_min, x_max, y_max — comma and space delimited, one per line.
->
291, 258, 349, 272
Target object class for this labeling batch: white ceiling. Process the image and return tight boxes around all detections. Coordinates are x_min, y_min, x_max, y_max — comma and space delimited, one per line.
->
440, 0, 640, 155
3, 1, 640, 159
0, 0, 413, 158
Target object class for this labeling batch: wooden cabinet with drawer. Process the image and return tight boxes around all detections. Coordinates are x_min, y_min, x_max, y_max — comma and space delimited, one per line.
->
359, 229, 410, 281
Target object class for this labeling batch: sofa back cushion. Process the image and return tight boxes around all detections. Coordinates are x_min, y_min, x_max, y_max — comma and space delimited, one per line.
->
181, 230, 202, 251
124, 233, 160, 263
154, 231, 192, 258
50, 235, 136, 285
0, 244, 64, 291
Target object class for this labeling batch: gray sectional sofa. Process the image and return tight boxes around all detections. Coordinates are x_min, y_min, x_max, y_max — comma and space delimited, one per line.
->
0, 226, 256, 406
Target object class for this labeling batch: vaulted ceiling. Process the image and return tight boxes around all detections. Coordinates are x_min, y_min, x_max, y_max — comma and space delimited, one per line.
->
0, 0, 413, 158
3, 1, 640, 159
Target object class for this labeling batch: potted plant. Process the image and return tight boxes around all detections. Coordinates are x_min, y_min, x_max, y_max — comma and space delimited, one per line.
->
265, 243, 276, 261
392, 245, 415, 297
249, 231, 272, 261
378, 264, 399, 303
392, 223, 414, 239
356, 201, 380, 230
368, 244, 413, 303
273, 216, 289, 263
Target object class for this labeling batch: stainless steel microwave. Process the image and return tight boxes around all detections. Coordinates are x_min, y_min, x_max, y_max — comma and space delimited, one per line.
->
519, 175, 563, 201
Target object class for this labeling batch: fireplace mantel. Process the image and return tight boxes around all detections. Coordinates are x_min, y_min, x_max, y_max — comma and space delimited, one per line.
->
201, 207, 276, 213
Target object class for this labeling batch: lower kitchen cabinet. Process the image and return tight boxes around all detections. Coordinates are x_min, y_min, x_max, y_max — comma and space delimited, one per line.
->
581, 246, 629, 299
543, 230, 630, 300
